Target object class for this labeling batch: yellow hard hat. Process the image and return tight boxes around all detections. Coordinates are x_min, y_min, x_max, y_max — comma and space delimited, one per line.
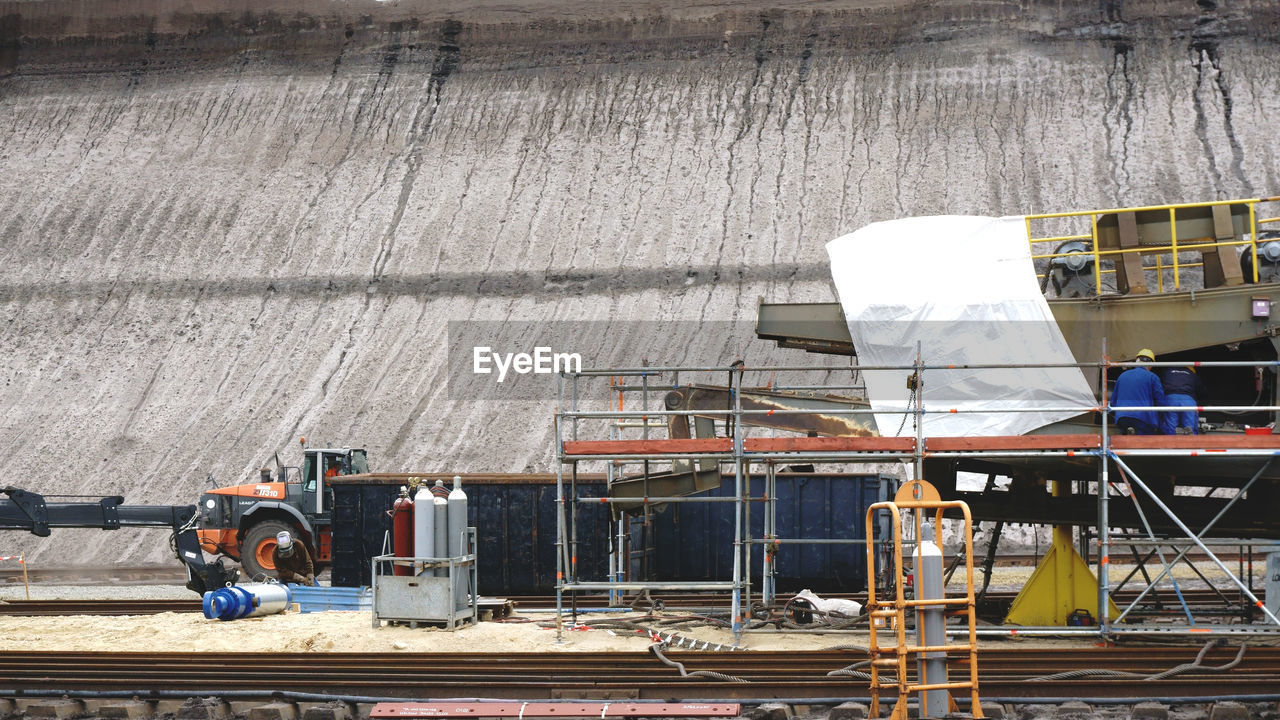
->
1136, 349, 1155, 361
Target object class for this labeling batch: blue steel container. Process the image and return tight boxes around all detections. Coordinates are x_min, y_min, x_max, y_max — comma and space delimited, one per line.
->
330, 473, 893, 595
649, 473, 895, 592
330, 477, 608, 593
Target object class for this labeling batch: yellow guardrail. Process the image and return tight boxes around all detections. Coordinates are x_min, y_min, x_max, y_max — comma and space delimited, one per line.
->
1025, 197, 1280, 295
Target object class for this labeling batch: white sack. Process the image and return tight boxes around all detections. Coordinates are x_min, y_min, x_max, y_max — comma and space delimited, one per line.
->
793, 588, 863, 618
826, 215, 1095, 437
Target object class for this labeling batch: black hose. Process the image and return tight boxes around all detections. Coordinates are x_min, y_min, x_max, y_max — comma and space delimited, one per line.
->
648, 643, 748, 683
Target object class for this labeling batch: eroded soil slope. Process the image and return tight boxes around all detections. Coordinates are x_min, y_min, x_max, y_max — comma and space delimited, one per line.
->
1, 0, 1278, 562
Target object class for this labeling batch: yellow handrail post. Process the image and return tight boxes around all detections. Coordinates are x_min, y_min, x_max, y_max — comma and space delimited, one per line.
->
1169, 207, 1180, 290
1250, 202, 1260, 284
1090, 214, 1102, 292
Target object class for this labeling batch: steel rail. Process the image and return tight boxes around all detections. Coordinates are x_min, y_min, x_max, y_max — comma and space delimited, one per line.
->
0, 649, 1277, 700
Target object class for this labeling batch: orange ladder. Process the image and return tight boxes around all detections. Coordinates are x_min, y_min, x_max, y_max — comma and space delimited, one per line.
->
864, 479, 983, 720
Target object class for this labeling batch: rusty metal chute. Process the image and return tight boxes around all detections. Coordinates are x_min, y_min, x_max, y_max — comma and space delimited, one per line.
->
607, 383, 873, 509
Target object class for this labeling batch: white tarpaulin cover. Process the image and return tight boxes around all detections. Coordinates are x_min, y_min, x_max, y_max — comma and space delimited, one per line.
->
826, 215, 1095, 437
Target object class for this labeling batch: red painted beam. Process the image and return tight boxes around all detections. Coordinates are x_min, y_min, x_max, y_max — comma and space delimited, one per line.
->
370, 702, 742, 718
1111, 434, 1280, 449
562, 438, 732, 455
925, 434, 1103, 451
563, 433, 1280, 457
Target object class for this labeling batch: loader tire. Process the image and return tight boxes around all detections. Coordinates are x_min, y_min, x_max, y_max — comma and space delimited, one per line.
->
241, 520, 293, 581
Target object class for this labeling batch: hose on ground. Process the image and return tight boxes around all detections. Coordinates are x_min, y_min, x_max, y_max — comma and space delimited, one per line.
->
1023, 668, 1146, 681
826, 659, 873, 681
533, 616, 740, 652
1025, 639, 1246, 682
649, 642, 749, 683
1146, 639, 1246, 681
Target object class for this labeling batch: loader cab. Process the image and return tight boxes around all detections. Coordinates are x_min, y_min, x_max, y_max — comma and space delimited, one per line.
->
300, 448, 368, 519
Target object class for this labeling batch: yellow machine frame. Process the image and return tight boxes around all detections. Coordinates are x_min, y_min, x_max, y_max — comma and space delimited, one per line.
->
1026, 196, 1280, 293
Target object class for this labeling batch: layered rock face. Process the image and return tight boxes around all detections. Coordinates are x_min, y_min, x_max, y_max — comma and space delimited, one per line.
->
1, 0, 1278, 562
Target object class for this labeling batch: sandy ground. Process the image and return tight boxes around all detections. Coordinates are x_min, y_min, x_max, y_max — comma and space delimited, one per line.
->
0, 606, 1111, 654
2, 560, 1258, 654
0, 608, 848, 653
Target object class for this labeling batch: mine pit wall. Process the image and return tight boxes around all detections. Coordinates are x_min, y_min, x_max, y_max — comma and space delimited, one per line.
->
1, 0, 1279, 564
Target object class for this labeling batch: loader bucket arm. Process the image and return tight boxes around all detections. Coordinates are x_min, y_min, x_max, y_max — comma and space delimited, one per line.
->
1, 486, 238, 595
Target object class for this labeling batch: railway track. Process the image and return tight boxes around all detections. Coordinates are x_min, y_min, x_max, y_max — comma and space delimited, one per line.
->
0, 587, 1263, 617
0, 566, 188, 585
0, 599, 199, 615
0, 648, 1275, 700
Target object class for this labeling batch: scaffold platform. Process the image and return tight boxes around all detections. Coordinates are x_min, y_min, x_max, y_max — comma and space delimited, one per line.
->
563, 433, 1280, 459
550, 358, 1280, 640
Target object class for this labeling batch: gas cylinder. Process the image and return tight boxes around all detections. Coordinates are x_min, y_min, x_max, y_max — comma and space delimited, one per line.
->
202, 583, 292, 621
433, 480, 448, 576
392, 487, 414, 577
447, 475, 469, 606
915, 525, 947, 718
413, 483, 435, 574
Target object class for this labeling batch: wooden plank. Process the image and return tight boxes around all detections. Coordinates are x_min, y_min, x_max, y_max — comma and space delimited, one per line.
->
562, 438, 732, 455
925, 434, 1102, 452
1111, 434, 1280, 449
744, 436, 915, 453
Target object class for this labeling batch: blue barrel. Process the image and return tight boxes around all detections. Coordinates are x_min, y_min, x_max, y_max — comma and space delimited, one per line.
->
202, 583, 293, 621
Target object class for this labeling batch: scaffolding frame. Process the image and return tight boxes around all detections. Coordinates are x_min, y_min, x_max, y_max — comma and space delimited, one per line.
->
553, 352, 1280, 640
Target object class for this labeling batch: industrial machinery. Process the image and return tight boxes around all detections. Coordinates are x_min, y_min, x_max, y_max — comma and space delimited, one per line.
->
196, 443, 369, 580
744, 196, 1280, 632
0, 486, 237, 594
752, 198, 1280, 535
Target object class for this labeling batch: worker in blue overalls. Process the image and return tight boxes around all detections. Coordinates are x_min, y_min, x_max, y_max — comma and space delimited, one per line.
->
1111, 349, 1168, 435
1161, 365, 1207, 434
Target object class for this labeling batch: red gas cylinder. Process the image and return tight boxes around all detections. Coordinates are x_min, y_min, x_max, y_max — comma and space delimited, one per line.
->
392, 494, 415, 576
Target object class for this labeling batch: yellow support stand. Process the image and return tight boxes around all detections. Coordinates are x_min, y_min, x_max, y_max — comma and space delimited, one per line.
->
1005, 482, 1119, 626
